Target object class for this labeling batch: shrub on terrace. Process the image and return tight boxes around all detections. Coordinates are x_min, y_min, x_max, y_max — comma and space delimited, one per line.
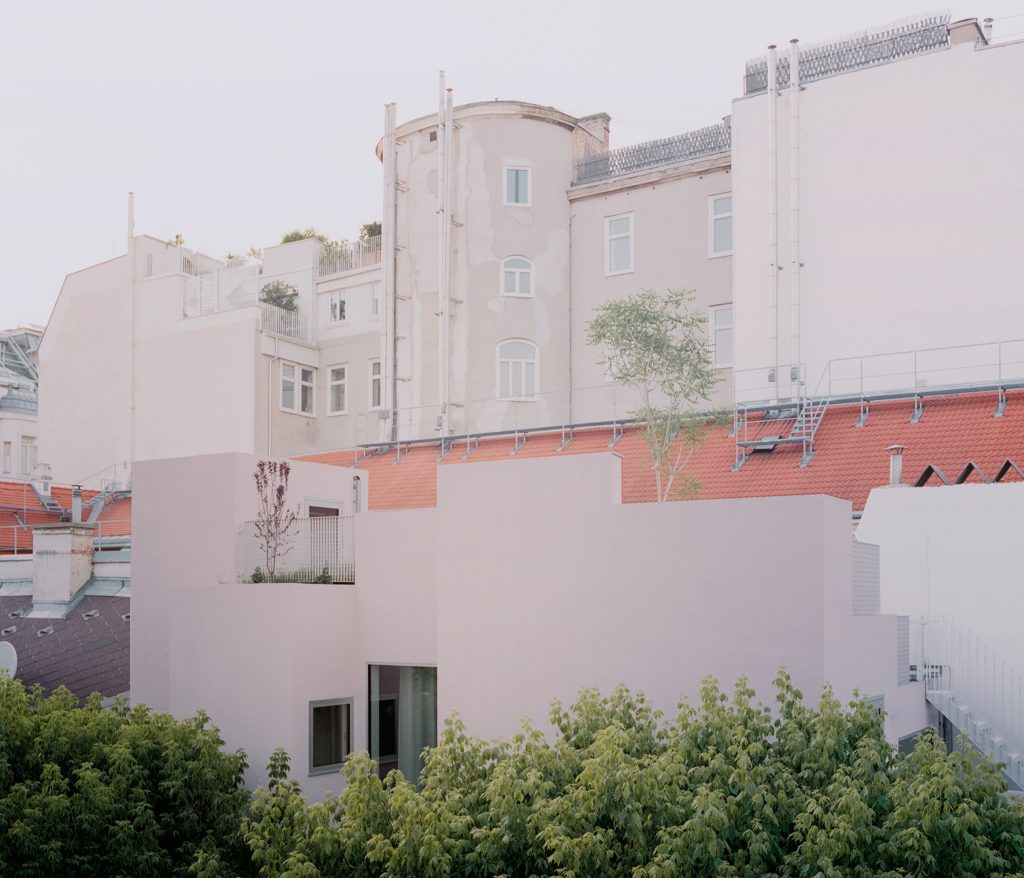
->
240, 672, 1024, 877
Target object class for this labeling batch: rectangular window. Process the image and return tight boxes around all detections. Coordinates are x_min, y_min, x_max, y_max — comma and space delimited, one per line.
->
300, 368, 315, 415
369, 359, 382, 409
369, 665, 437, 782
710, 305, 733, 368
329, 293, 347, 324
709, 194, 733, 256
281, 363, 314, 414
605, 214, 634, 275
20, 437, 37, 477
504, 166, 530, 206
371, 283, 380, 318
281, 363, 296, 411
309, 699, 351, 775
329, 365, 347, 414
3, 442, 10, 474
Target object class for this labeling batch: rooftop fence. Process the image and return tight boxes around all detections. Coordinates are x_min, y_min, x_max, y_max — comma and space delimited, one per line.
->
744, 13, 951, 94
316, 236, 382, 279
573, 122, 731, 186
238, 515, 355, 584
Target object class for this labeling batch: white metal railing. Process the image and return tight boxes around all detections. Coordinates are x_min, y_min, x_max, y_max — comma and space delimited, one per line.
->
183, 263, 260, 317
260, 302, 312, 343
237, 515, 354, 583
144, 246, 224, 279
316, 236, 382, 279
735, 339, 1024, 407
922, 616, 1024, 784
0, 519, 132, 556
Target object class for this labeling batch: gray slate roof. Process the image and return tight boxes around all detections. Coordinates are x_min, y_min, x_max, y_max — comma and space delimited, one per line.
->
0, 593, 129, 700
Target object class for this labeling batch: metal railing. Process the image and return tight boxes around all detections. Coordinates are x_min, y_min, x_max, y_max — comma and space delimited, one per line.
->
316, 236, 382, 279
922, 616, 1024, 785
744, 13, 951, 94
734, 339, 1024, 407
144, 246, 225, 279
260, 302, 312, 343
0, 520, 132, 555
573, 122, 731, 186
238, 515, 355, 583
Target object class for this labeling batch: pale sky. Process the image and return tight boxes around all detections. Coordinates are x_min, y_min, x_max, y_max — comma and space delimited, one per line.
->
2, 0, 1021, 326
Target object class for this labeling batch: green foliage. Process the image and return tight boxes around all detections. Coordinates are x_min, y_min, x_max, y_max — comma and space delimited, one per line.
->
0, 675, 251, 877
359, 221, 381, 241
315, 565, 332, 584
239, 673, 1024, 877
250, 566, 266, 583
260, 281, 299, 313
281, 228, 330, 245
587, 289, 726, 501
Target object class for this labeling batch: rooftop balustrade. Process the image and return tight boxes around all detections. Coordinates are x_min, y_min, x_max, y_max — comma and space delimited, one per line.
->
316, 236, 382, 279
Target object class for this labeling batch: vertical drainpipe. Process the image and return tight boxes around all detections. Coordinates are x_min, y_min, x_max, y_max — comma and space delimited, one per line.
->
381, 103, 398, 442
443, 85, 455, 436
766, 46, 779, 404
127, 192, 136, 475
788, 38, 801, 395
436, 72, 447, 438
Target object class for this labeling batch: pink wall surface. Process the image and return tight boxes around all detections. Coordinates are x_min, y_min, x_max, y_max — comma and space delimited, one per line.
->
133, 450, 926, 798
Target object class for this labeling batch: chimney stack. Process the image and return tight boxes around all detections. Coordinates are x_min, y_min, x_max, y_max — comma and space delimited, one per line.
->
982, 18, 994, 42
885, 445, 906, 486
71, 485, 82, 524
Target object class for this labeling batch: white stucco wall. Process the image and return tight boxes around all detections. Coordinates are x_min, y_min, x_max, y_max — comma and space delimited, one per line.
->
134, 450, 924, 798
858, 482, 1024, 674
731, 38, 1024, 399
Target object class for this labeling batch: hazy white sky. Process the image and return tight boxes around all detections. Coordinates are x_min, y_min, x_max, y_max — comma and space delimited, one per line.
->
1, 0, 1021, 325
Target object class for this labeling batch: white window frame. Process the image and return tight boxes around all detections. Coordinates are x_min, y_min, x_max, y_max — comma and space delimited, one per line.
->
604, 213, 634, 276
280, 362, 315, 415
368, 358, 382, 410
327, 364, 348, 415
20, 437, 37, 477
371, 283, 380, 319
329, 292, 347, 324
308, 697, 352, 776
708, 193, 733, 258
499, 256, 534, 297
496, 339, 538, 401
709, 304, 734, 369
2, 442, 10, 475
503, 165, 531, 207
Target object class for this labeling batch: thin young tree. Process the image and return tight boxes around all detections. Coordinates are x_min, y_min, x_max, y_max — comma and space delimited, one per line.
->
253, 460, 298, 581
587, 288, 723, 501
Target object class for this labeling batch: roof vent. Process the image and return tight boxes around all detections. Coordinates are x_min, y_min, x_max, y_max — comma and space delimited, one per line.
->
7, 610, 22, 619
1, 625, 16, 636
36, 626, 54, 638
885, 444, 905, 486
81, 609, 99, 620
121, 613, 130, 623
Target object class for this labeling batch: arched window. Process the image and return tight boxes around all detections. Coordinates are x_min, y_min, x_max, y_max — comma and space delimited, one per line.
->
496, 340, 537, 400
500, 257, 533, 296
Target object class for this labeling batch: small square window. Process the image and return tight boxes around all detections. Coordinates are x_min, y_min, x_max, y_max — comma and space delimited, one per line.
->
504, 166, 530, 206
309, 699, 352, 775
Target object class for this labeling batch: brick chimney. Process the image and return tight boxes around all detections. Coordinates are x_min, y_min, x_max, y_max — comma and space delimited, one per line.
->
28, 523, 95, 618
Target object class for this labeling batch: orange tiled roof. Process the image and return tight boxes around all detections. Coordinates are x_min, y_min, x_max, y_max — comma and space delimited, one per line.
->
298, 390, 1024, 512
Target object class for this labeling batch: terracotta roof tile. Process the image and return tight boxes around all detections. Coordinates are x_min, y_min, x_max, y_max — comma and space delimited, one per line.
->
298, 390, 1024, 512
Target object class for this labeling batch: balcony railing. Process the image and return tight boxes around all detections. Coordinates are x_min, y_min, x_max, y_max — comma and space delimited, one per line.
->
260, 302, 312, 343
316, 236, 382, 279
238, 515, 354, 584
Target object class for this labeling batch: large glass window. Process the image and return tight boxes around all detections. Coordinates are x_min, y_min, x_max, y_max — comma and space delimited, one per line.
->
504, 167, 530, 205
300, 368, 314, 414
329, 365, 347, 414
605, 214, 634, 275
368, 665, 437, 782
501, 257, 533, 296
710, 304, 733, 367
497, 340, 537, 400
309, 699, 351, 775
709, 194, 733, 256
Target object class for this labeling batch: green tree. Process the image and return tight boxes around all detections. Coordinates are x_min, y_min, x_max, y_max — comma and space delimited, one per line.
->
280, 228, 329, 245
587, 288, 723, 501
0, 676, 251, 877
259, 280, 298, 313
359, 221, 381, 241
239, 674, 1024, 877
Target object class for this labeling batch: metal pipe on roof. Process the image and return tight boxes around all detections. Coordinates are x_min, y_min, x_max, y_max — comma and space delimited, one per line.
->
767, 45, 779, 404
789, 39, 801, 395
